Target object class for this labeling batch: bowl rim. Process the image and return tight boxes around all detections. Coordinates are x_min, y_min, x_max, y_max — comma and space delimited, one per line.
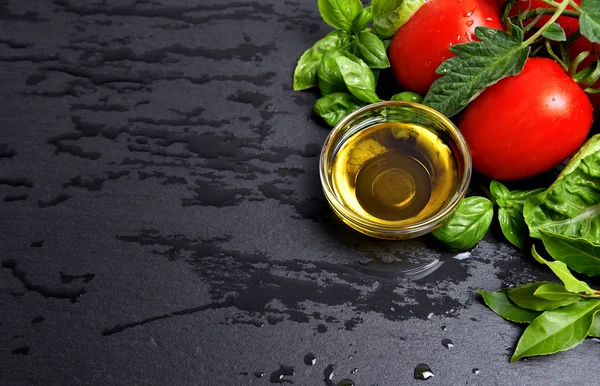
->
318, 100, 472, 237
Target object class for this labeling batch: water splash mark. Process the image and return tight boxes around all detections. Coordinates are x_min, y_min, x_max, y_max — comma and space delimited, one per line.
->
59, 272, 95, 284
0, 178, 33, 188
1, 259, 87, 303
0, 144, 17, 158
54, 0, 276, 25
4, 194, 28, 202
63, 170, 129, 191
38, 194, 71, 208
102, 301, 230, 336
11, 346, 30, 355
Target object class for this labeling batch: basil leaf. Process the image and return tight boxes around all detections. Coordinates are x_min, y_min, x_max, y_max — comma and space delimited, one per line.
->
352, 6, 372, 33
293, 30, 355, 91
523, 134, 600, 241
371, 0, 426, 39
318, 0, 363, 30
318, 50, 347, 96
532, 244, 596, 295
510, 300, 600, 362
579, 0, 600, 44
336, 55, 380, 103
390, 91, 423, 103
431, 196, 493, 251
313, 92, 366, 127
507, 282, 580, 311
489, 180, 510, 202
353, 31, 390, 69
540, 232, 600, 277
542, 23, 566, 42
476, 290, 541, 323
423, 26, 530, 118
491, 181, 545, 249
533, 283, 582, 301
589, 315, 600, 337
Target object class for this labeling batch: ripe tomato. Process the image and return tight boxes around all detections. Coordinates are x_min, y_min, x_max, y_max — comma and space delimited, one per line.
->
459, 58, 593, 181
496, 0, 580, 37
389, 0, 502, 95
569, 37, 600, 117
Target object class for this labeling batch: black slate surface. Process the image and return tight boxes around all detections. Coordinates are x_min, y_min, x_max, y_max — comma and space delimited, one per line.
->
1, 0, 599, 385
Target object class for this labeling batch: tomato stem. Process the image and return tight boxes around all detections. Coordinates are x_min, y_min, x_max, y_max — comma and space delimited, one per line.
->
523, 0, 571, 46
545, 40, 568, 71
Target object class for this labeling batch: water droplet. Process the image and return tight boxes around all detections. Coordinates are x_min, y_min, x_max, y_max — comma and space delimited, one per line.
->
390, 307, 396, 312
414, 364, 434, 380
337, 379, 355, 386
442, 338, 454, 348
441, 325, 447, 331
348, 355, 353, 359
472, 368, 480, 375
254, 372, 266, 378
304, 352, 317, 366
453, 252, 471, 260
248, 319, 264, 328
324, 364, 335, 385
427, 312, 434, 320
351, 368, 358, 374
269, 365, 295, 384
466, 20, 474, 27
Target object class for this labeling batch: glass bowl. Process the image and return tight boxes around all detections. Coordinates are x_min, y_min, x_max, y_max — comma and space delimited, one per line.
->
319, 101, 472, 240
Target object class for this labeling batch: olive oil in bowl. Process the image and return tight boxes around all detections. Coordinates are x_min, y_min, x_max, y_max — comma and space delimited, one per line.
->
332, 122, 458, 225
320, 101, 471, 239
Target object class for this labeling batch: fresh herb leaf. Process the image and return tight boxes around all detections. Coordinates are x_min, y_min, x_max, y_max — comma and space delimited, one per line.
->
507, 282, 580, 311
352, 6, 372, 33
423, 26, 530, 118
542, 23, 566, 42
579, 0, 600, 44
336, 55, 380, 103
533, 283, 582, 301
313, 92, 366, 127
353, 31, 390, 69
523, 134, 600, 241
510, 300, 600, 362
431, 196, 493, 251
589, 315, 600, 337
371, 0, 426, 39
318, 0, 363, 30
491, 181, 545, 249
540, 232, 600, 277
293, 30, 355, 91
531, 245, 596, 295
318, 50, 348, 96
390, 91, 423, 103
477, 290, 542, 323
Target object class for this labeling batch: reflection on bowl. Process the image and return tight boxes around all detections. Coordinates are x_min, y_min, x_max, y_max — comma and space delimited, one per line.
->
319, 101, 472, 240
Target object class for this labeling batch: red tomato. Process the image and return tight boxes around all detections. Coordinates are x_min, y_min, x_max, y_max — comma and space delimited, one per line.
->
389, 0, 502, 95
459, 58, 593, 181
569, 37, 600, 117
496, 0, 580, 37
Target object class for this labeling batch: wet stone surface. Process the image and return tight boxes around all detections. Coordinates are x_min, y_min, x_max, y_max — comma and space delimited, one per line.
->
1, 0, 600, 384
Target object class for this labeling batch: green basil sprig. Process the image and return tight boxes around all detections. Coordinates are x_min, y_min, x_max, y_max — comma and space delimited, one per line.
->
490, 181, 544, 249
371, 0, 426, 39
293, 30, 355, 91
431, 196, 493, 251
313, 93, 366, 126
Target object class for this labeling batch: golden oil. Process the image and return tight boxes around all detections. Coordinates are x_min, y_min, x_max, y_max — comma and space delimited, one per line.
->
331, 121, 458, 224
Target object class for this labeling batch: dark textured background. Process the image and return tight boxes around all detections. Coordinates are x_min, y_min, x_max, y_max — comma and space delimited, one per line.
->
1, 0, 599, 385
